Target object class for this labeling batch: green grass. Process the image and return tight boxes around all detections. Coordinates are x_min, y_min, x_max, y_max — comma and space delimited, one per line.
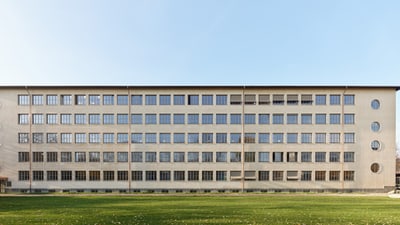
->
1, 194, 400, 224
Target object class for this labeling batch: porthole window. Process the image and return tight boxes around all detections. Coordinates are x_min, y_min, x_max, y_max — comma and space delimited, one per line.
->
371, 122, 380, 132
371, 140, 380, 151
371, 100, 380, 110
370, 163, 380, 173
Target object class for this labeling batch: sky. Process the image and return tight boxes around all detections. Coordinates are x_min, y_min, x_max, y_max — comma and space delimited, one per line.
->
0, 0, 400, 143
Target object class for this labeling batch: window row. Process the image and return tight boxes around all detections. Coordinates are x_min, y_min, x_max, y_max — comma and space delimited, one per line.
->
18, 94, 355, 106
19, 151, 355, 163
18, 132, 356, 144
18, 113, 356, 125
18, 170, 355, 182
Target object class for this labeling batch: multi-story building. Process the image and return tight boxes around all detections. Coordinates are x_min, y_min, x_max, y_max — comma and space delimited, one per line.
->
0, 85, 397, 193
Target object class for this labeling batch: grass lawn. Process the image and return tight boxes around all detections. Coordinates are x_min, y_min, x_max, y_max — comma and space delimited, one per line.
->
0, 194, 400, 224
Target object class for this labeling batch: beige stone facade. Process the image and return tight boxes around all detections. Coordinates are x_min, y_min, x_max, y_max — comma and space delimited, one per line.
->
0, 86, 397, 192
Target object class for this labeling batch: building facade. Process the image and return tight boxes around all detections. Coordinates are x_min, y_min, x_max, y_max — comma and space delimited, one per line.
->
0, 86, 397, 192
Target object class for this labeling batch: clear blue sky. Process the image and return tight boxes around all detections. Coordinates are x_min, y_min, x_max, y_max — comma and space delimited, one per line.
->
1, 1, 399, 144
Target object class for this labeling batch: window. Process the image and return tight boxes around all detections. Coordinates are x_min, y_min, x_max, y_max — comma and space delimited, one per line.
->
315, 114, 326, 124
202, 133, 213, 143
32, 114, 43, 124
75, 171, 86, 181
159, 133, 171, 143
329, 171, 340, 181
315, 152, 326, 162
188, 133, 199, 143
371, 140, 380, 151
188, 171, 199, 181
173, 114, 185, 124
301, 133, 312, 143
315, 171, 326, 181
287, 152, 298, 162
273, 152, 283, 162
18, 133, 29, 143
216, 133, 227, 143
230, 94, 242, 105
245, 94, 256, 105
202, 152, 213, 162
61, 133, 72, 143
315, 133, 326, 143
18, 95, 30, 105
173, 95, 185, 105
259, 152, 269, 162
33, 171, 44, 181
202, 114, 213, 124
244, 114, 256, 124
145, 152, 157, 162
315, 95, 326, 105
132, 152, 143, 162
47, 171, 58, 181
18, 152, 30, 162
371, 163, 380, 173
131, 95, 142, 105
259, 94, 270, 105
103, 152, 114, 162
301, 171, 312, 181
272, 171, 284, 181
61, 95, 72, 105
174, 171, 185, 181
173, 152, 185, 162
117, 114, 129, 124
202, 171, 213, 181
160, 171, 171, 181
259, 171, 269, 181
89, 114, 100, 124
117, 152, 128, 162
259, 114, 270, 124
103, 133, 114, 144
47, 152, 58, 162
301, 114, 312, 124
46, 95, 58, 105
75, 95, 86, 105
61, 114, 72, 124
145, 114, 157, 124
188, 114, 199, 124
330, 114, 341, 124
188, 152, 199, 162
344, 133, 355, 143
371, 99, 380, 110
145, 133, 156, 144
117, 95, 128, 105
216, 114, 227, 124
272, 114, 284, 124
46, 114, 57, 124
159, 114, 171, 124
371, 122, 380, 132
244, 133, 256, 143
103, 114, 114, 124
174, 133, 185, 143
272, 94, 284, 105
329, 152, 340, 162
89, 95, 100, 105
330, 133, 340, 143
103, 171, 115, 181
32, 133, 44, 144
75, 152, 86, 162
287, 94, 298, 105
103, 95, 114, 105
75, 114, 86, 124
75, 133, 86, 143
216, 171, 227, 181
245, 152, 255, 162
230, 114, 241, 124
61, 152, 72, 162
89, 171, 100, 181
202, 95, 213, 105
18, 114, 29, 124
344, 152, 355, 162
344, 114, 355, 124
344, 171, 355, 181
259, 133, 270, 143
216, 152, 227, 162
287, 133, 298, 144
89, 152, 100, 162
301, 152, 312, 162
188, 95, 199, 105
89, 133, 100, 143
330, 95, 341, 105
159, 95, 171, 105
132, 171, 143, 181
19, 171, 30, 180
117, 133, 129, 143
159, 152, 171, 162
216, 95, 227, 105
230, 152, 241, 162
344, 95, 355, 105
287, 171, 298, 181
230, 133, 241, 143
301, 94, 313, 105
287, 114, 298, 124
272, 133, 284, 143
32, 95, 43, 105
61, 171, 72, 181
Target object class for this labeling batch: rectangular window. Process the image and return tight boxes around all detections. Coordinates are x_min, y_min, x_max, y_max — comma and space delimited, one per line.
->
287, 152, 298, 162
145, 152, 157, 162
344, 95, 355, 105
89, 133, 100, 143
272, 94, 284, 105
301, 171, 312, 181
188, 114, 199, 124
117, 133, 129, 143
315, 114, 326, 124
216, 152, 227, 162
160, 171, 171, 181
18, 133, 29, 143
89, 95, 100, 105
301, 114, 312, 124
315, 152, 326, 162
329, 171, 340, 181
287, 171, 298, 181
32, 114, 44, 124
173, 95, 185, 105
259, 133, 270, 143
89, 171, 100, 181
46, 114, 57, 124
216, 114, 227, 124
103, 95, 114, 105
103, 133, 114, 144
18, 152, 30, 162
75, 114, 86, 124
259, 171, 269, 181
103, 114, 114, 124
103, 171, 115, 181
117, 95, 129, 105
202, 171, 213, 181
202, 95, 213, 105
272, 171, 284, 181
272, 114, 284, 124
75, 171, 86, 181
103, 152, 114, 162
344, 133, 355, 143
330, 94, 341, 105
75, 152, 86, 162
287, 133, 298, 144
32, 133, 44, 144
245, 94, 256, 105
132, 171, 143, 181
330, 114, 341, 124
244, 114, 256, 124
344, 171, 355, 181
60, 114, 72, 124
287, 94, 298, 105
330, 152, 340, 162
89, 114, 100, 124
131, 133, 143, 144
316, 133, 326, 143
145, 133, 156, 144
301, 133, 312, 143
187, 133, 199, 143
344, 152, 355, 162
75, 133, 86, 143
47, 171, 58, 181
259, 94, 270, 105
173, 114, 185, 124
18, 95, 30, 105
259, 152, 269, 162
174, 171, 185, 181
188, 95, 199, 105
202, 114, 213, 124
32, 95, 43, 105
301, 94, 313, 105
216, 95, 227, 105
89, 152, 100, 162
75, 95, 86, 105
46, 95, 58, 105
202, 152, 213, 162
230, 133, 241, 143
188, 171, 199, 181
159, 133, 171, 143
173, 133, 185, 144
159, 95, 171, 105
19, 171, 30, 180
230, 114, 241, 124
47, 152, 58, 162
33, 171, 44, 181
330, 133, 340, 143
287, 114, 298, 124
61, 95, 72, 105
18, 114, 29, 124
145, 114, 157, 124
230, 152, 241, 162
61, 133, 72, 143
344, 114, 355, 124
273, 152, 283, 162
301, 152, 312, 162
132, 152, 143, 162
245, 152, 256, 162
61, 171, 72, 181
188, 152, 199, 162
315, 171, 326, 181
272, 133, 284, 144
117, 114, 129, 124
216, 133, 227, 143
174, 152, 185, 162
230, 94, 242, 105
315, 95, 326, 105
202, 133, 213, 143
259, 114, 270, 124
117, 152, 128, 162
216, 171, 227, 181
159, 152, 171, 162
61, 152, 72, 162
131, 95, 142, 105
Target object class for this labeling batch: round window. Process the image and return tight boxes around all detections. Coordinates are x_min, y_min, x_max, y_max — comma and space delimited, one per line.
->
371, 99, 380, 110
371, 140, 380, 151
370, 163, 380, 173
371, 122, 380, 132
